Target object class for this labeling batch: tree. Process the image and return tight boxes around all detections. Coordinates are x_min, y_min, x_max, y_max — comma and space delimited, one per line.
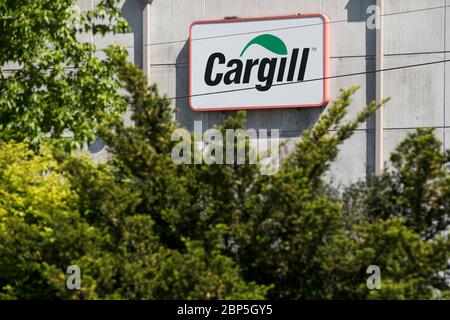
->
342, 129, 450, 298
228, 89, 386, 299
0, 24, 448, 298
66, 50, 449, 299
343, 128, 450, 240
0, 141, 269, 300
0, 142, 102, 299
0, 3, 268, 299
0, 0, 129, 150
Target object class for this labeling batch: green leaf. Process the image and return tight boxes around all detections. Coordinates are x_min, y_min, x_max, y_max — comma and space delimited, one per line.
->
240, 34, 288, 57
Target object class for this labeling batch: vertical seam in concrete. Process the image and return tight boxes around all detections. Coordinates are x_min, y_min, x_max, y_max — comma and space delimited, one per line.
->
444, 0, 447, 150
203, 0, 206, 125
375, 0, 384, 175
442, 0, 449, 244
443, 1, 448, 243
90, 0, 95, 160
91, 0, 94, 44
143, 2, 151, 77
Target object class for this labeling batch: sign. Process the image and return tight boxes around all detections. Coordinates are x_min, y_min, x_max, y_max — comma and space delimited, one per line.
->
189, 14, 330, 111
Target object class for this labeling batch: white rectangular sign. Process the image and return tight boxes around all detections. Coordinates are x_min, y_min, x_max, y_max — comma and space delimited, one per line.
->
189, 14, 330, 111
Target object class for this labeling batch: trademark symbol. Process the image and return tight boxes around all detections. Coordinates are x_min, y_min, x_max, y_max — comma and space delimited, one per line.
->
311, 47, 318, 52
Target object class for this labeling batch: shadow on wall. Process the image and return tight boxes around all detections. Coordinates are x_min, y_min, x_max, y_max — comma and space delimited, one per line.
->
346, 0, 377, 175
86, 0, 144, 71
121, 0, 145, 68
89, 0, 145, 158
346, 0, 375, 23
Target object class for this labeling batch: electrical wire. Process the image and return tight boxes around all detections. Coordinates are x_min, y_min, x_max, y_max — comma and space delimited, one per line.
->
1, 3, 450, 104
132, 3, 450, 48
168, 58, 450, 100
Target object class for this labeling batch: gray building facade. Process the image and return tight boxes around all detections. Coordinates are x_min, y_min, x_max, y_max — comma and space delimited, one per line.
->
81, 0, 449, 185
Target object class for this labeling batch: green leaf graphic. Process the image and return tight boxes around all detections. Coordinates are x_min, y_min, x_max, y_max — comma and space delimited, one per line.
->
240, 34, 288, 57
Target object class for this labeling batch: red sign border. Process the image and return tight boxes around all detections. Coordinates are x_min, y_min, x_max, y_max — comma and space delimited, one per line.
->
188, 14, 330, 112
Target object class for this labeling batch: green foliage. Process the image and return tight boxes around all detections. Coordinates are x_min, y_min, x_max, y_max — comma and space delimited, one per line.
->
0, 144, 267, 299
0, 143, 98, 299
341, 129, 450, 299
344, 128, 449, 240
0, 4, 448, 299
0, 0, 129, 150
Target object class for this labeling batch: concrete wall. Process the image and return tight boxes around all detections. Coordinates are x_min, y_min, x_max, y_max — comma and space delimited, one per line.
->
77, 0, 146, 161
70, 1, 450, 184
382, 0, 449, 169
147, 0, 379, 185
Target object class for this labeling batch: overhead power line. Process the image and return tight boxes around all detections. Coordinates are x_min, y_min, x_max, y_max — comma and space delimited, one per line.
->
2, 4, 450, 102
134, 3, 450, 48
2, 58, 450, 100
168, 58, 450, 101
2, 49, 450, 73
3, 3, 450, 72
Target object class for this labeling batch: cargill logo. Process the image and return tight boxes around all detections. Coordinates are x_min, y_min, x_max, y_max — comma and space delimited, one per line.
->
204, 34, 311, 92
